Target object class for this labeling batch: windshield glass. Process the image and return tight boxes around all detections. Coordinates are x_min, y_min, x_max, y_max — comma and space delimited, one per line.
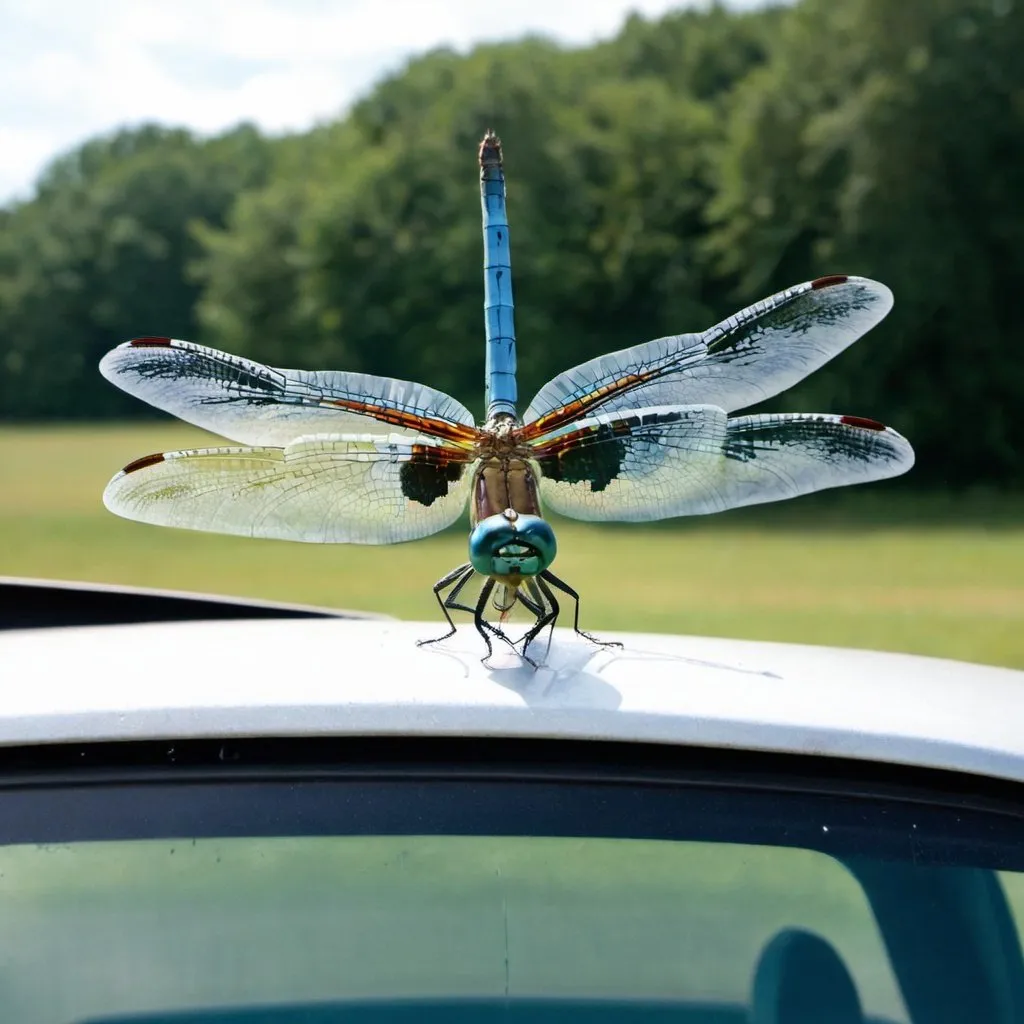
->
3, 762, 1023, 1024
5, 836, 912, 1023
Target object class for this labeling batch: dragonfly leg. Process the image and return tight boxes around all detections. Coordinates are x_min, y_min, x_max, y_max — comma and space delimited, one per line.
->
518, 576, 559, 668
473, 577, 499, 663
444, 575, 509, 645
419, 563, 520, 661
539, 569, 623, 650
417, 563, 476, 648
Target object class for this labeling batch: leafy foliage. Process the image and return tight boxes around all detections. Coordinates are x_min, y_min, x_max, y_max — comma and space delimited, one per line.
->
0, 124, 272, 418
1, 0, 1020, 486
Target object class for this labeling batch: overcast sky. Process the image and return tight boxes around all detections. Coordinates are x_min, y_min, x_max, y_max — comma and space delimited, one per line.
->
0, 0, 761, 204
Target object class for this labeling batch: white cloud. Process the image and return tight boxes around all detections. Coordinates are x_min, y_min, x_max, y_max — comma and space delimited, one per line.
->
0, 126, 62, 200
0, 0, 734, 202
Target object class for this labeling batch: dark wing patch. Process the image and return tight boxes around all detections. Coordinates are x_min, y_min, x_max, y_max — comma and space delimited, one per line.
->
400, 453, 467, 507
538, 431, 627, 492
535, 410, 692, 493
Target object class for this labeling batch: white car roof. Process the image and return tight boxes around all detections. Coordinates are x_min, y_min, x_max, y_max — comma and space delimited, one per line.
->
4, 617, 1024, 784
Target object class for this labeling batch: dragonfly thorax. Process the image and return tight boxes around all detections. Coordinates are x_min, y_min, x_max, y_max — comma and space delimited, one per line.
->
482, 412, 518, 438
469, 507, 556, 580
471, 455, 540, 522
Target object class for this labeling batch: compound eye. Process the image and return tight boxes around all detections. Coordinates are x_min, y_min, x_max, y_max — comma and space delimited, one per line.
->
468, 514, 557, 578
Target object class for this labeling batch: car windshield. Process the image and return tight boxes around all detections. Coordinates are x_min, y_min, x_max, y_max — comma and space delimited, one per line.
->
7, 835, 912, 1021
4, 748, 1024, 1024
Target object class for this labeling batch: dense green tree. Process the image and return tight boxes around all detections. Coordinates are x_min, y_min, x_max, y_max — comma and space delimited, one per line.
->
0, 124, 272, 418
606, 1, 786, 102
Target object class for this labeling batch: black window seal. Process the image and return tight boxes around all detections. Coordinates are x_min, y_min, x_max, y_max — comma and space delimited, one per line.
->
0, 736, 1019, 823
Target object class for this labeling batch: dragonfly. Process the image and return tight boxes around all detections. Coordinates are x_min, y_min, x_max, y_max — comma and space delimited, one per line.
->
100, 131, 914, 665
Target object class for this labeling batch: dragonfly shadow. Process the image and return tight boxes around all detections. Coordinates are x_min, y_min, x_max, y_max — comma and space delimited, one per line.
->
414, 631, 623, 709
485, 639, 624, 710
416, 632, 782, 708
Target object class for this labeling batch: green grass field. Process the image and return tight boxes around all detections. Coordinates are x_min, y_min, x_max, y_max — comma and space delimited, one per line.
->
2, 423, 1022, 668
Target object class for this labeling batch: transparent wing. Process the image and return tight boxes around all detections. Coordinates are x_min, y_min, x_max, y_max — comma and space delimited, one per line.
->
100, 338, 479, 447
521, 276, 892, 438
533, 405, 914, 521
103, 434, 473, 544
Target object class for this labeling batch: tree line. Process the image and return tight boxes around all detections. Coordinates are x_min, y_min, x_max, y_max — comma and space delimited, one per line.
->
1, 0, 1021, 488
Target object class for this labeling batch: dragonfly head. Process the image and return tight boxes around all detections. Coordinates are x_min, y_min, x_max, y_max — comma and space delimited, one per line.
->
469, 508, 556, 579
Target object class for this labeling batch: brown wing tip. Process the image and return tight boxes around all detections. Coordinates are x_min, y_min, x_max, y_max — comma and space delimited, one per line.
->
122, 452, 167, 474
811, 274, 849, 290
840, 415, 886, 432
129, 336, 173, 348
479, 130, 503, 169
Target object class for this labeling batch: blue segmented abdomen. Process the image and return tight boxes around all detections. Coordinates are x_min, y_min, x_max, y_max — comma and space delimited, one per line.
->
479, 131, 517, 420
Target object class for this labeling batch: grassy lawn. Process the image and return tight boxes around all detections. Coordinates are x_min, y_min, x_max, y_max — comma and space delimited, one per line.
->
2, 423, 1023, 668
